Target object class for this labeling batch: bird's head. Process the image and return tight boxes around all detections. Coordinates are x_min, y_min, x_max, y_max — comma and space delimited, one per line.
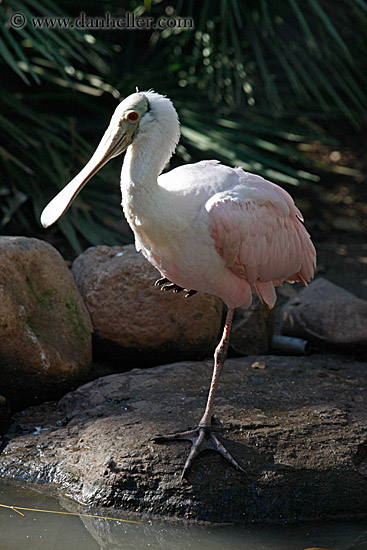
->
106, 91, 150, 155
40, 90, 174, 229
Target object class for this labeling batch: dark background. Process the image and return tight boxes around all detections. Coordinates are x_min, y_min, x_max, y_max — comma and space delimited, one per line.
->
1, 0, 366, 297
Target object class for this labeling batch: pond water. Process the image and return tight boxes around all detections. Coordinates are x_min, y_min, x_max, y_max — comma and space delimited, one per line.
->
0, 481, 366, 550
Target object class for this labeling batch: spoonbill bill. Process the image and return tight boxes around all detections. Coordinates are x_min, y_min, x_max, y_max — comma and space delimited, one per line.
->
41, 91, 316, 477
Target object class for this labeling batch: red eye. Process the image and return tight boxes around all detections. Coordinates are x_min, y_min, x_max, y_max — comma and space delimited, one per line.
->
128, 112, 139, 121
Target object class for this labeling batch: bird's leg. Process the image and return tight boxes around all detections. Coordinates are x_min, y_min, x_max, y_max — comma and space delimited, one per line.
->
197, 307, 234, 428
154, 277, 197, 298
154, 307, 244, 478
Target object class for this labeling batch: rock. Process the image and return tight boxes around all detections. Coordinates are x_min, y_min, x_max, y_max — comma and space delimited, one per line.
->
1, 354, 366, 523
0, 237, 93, 408
229, 298, 275, 356
71, 245, 223, 366
282, 278, 367, 350
0, 395, 10, 435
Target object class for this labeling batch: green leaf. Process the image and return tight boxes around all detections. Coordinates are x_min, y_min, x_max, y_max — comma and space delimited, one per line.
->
308, 0, 354, 62
0, 36, 30, 83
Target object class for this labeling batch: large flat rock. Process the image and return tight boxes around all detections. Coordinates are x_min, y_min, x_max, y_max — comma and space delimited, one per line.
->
1, 355, 366, 523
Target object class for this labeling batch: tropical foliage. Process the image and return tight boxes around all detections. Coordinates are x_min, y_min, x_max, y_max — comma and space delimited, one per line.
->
0, 0, 366, 252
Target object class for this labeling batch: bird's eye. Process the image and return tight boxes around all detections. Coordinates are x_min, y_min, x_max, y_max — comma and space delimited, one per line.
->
128, 111, 139, 121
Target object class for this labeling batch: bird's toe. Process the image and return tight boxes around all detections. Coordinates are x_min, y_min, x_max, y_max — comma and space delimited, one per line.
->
154, 426, 244, 478
154, 277, 197, 297
155, 277, 170, 286
184, 289, 197, 298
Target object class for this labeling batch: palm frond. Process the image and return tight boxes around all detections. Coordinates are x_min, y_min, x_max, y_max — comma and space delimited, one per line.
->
151, 0, 367, 126
1, 0, 365, 252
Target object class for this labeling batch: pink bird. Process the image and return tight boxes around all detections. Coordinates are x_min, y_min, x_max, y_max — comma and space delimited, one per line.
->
41, 91, 316, 477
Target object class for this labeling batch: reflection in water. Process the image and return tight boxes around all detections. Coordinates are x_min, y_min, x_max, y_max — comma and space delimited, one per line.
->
0, 481, 366, 550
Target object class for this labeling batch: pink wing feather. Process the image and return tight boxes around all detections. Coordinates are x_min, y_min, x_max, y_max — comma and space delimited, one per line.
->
206, 175, 316, 308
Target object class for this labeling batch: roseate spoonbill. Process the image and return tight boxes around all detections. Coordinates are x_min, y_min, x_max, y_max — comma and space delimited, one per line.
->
41, 91, 316, 477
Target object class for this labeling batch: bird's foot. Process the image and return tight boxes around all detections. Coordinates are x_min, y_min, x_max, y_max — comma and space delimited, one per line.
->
154, 426, 244, 479
154, 277, 197, 298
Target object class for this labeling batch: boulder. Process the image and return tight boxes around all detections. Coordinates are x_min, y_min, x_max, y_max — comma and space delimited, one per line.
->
1, 355, 366, 524
0, 237, 93, 408
71, 245, 223, 366
229, 298, 275, 356
0, 395, 10, 435
282, 278, 367, 351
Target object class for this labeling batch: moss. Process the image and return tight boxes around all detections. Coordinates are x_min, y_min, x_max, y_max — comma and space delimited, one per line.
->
64, 296, 90, 343
26, 277, 89, 345
26, 278, 57, 311
26, 320, 41, 339
106, 396, 130, 407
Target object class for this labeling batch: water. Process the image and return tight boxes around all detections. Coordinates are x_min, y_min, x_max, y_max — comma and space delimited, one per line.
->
0, 481, 366, 550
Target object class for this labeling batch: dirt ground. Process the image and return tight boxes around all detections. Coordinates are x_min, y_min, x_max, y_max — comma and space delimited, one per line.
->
288, 144, 367, 302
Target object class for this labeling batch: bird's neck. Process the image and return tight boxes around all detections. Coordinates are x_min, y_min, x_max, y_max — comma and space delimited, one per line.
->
121, 112, 180, 203
122, 133, 168, 193
120, 115, 180, 239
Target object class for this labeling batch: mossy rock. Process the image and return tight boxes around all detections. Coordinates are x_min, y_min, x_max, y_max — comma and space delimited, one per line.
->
0, 237, 93, 409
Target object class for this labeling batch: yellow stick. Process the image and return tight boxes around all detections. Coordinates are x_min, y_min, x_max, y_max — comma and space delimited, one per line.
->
0, 503, 142, 524
10, 506, 25, 516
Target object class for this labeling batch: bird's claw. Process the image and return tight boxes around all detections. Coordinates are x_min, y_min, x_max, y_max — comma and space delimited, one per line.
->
154, 426, 245, 479
184, 289, 197, 298
154, 277, 197, 298
155, 277, 170, 287
162, 282, 184, 293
